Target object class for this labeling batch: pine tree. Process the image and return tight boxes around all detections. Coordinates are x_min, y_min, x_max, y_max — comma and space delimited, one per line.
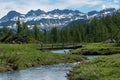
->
16, 18, 23, 36
1, 26, 9, 38
43, 29, 47, 43
22, 22, 28, 36
33, 24, 40, 40
50, 27, 58, 43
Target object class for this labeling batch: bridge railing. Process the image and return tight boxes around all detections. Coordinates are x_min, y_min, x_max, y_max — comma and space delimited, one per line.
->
40, 43, 82, 50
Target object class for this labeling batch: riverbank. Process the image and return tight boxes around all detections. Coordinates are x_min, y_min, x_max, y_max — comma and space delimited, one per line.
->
71, 43, 120, 55
0, 44, 86, 72
68, 54, 120, 80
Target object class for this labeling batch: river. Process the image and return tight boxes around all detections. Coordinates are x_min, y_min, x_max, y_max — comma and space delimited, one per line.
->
0, 64, 73, 80
0, 49, 98, 80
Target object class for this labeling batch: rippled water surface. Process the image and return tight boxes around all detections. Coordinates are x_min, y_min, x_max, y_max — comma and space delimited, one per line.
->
51, 49, 71, 54
0, 49, 99, 80
0, 64, 72, 80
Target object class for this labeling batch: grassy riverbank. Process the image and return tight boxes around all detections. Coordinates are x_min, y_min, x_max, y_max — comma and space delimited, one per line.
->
0, 44, 86, 72
68, 54, 120, 80
71, 43, 120, 55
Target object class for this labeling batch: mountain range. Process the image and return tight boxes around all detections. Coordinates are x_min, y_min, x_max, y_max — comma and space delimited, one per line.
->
0, 8, 119, 29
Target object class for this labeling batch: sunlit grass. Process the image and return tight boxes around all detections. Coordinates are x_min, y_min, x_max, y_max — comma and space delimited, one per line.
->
68, 54, 120, 80
0, 44, 85, 72
71, 43, 120, 55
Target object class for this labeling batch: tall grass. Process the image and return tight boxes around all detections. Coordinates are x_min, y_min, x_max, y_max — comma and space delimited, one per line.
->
71, 43, 120, 55
68, 54, 120, 80
0, 44, 85, 72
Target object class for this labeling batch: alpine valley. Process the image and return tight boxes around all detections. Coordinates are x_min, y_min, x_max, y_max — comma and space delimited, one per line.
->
0, 8, 119, 29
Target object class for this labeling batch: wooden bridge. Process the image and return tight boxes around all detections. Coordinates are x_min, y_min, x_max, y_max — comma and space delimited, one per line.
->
40, 43, 82, 50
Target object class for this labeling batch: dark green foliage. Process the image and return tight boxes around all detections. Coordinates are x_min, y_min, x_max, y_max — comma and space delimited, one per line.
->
0, 26, 9, 40
33, 24, 40, 40
0, 26, 14, 42
47, 12, 120, 43
66, 12, 120, 43
16, 18, 23, 36
43, 29, 47, 43
50, 27, 58, 43
1, 12, 120, 43
22, 22, 28, 36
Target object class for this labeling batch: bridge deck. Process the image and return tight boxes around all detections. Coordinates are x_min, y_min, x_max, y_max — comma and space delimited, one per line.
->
40, 45, 82, 50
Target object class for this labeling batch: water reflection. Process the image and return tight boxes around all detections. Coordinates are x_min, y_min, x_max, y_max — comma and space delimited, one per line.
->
51, 49, 71, 54
0, 64, 72, 80
86, 55, 99, 60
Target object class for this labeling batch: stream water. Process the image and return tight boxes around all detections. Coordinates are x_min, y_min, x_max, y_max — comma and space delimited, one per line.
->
0, 49, 98, 80
51, 49, 71, 54
0, 64, 72, 80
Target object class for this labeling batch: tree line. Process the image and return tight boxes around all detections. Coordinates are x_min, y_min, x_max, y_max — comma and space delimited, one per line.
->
0, 12, 120, 43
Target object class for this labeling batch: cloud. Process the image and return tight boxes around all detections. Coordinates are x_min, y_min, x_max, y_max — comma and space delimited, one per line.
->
0, 0, 120, 18
114, 0, 119, 3
101, 0, 120, 9
102, 4, 106, 9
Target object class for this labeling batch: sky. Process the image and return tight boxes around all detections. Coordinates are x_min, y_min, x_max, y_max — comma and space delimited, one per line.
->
0, 0, 120, 18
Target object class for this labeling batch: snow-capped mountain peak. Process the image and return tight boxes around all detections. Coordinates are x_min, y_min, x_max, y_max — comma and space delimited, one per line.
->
25, 9, 46, 17
0, 9, 87, 27
0, 10, 23, 23
87, 8, 117, 18
100, 8, 116, 14
0, 8, 119, 28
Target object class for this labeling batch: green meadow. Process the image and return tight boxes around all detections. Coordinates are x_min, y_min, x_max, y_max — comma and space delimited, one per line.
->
71, 43, 120, 55
68, 43, 120, 80
0, 44, 85, 72
68, 54, 120, 80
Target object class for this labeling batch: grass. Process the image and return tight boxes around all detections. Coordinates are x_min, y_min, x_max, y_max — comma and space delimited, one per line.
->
0, 44, 86, 72
71, 43, 120, 55
68, 54, 120, 80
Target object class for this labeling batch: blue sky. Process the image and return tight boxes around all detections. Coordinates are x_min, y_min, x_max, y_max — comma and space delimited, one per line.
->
0, 0, 120, 18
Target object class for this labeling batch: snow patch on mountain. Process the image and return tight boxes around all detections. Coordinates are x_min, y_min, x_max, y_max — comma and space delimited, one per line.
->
0, 8, 119, 28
